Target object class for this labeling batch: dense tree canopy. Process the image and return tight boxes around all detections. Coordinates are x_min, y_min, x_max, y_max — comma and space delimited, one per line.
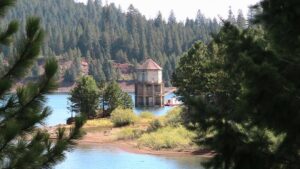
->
1, 0, 221, 85
173, 0, 300, 168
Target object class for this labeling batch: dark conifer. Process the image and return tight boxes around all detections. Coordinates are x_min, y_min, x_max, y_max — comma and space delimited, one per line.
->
173, 0, 300, 168
0, 1, 84, 168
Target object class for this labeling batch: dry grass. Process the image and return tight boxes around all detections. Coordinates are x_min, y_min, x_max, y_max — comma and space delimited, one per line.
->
84, 118, 113, 128
115, 127, 143, 140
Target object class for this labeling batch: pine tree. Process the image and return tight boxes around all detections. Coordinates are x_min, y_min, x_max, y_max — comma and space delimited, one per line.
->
236, 9, 246, 29
1, 0, 221, 83
195, 10, 205, 26
103, 81, 133, 116
227, 6, 236, 25
69, 76, 100, 118
154, 12, 163, 27
0, 1, 84, 168
173, 0, 300, 167
168, 10, 177, 24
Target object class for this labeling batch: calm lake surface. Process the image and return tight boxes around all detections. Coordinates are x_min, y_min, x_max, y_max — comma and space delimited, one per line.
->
46, 94, 205, 169
55, 145, 205, 169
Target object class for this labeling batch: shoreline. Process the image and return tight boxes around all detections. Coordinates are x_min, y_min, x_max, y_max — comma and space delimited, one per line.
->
77, 140, 214, 158
45, 125, 213, 158
74, 126, 214, 158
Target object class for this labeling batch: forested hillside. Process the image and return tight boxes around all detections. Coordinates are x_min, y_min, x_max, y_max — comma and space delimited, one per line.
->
0, 0, 223, 86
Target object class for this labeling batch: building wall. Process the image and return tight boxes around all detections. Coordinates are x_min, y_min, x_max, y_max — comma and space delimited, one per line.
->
137, 70, 162, 83
135, 83, 164, 107
135, 68, 164, 107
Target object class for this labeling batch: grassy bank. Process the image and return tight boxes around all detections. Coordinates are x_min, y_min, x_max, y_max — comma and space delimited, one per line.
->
83, 107, 198, 151
137, 125, 195, 150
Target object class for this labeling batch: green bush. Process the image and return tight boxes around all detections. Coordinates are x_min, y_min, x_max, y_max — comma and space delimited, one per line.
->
138, 125, 195, 150
139, 111, 155, 119
147, 119, 163, 132
164, 107, 183, 126
116, 128, 143, 140
111, 108, 137, 127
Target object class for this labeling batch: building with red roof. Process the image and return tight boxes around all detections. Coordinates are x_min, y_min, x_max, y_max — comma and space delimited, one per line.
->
135, 59, 164, 107
136, 58, 162, 70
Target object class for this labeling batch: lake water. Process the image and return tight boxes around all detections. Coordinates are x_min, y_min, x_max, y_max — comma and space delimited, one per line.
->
45, 94, 205, 169
55, 145, 205, 169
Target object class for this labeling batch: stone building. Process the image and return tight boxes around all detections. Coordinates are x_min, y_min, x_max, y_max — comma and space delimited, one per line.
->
135, 59, 164, 107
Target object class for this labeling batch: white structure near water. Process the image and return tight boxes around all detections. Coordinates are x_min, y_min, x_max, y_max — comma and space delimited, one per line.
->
135, 59, 164, 107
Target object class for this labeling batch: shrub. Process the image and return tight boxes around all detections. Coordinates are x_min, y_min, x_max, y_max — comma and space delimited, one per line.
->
147, 119, 163, 132
139, 111, 155, 119
116, 128, 143, 140
164, 107, 183, 126
111, 108, 137, 127
138, 125, 196, 150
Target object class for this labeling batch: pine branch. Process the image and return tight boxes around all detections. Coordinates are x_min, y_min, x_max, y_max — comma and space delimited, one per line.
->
0, 17, 44, 97
0, 20, 19, 45
0, 0, 16, 18
40, 116, 86, 169
0, 59, 58, 152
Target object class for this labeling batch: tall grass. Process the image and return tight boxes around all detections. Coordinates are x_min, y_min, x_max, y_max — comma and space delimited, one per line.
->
138, 125, 196, 150
116, 128, 143, 140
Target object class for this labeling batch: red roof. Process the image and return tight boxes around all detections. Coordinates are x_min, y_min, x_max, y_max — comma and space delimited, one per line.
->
81, 61, 88, 66
137, 59, 162, 70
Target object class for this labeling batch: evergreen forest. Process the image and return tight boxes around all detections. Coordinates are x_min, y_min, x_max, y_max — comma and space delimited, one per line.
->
0, 0, 228, 86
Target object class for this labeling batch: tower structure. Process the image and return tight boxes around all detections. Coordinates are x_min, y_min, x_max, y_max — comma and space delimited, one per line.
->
135, 59, 164, 107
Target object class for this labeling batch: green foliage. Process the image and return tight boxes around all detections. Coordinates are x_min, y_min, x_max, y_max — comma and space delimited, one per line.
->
146, 107, 183, 132
1, 0, 221, 85
138, 126, 195, 150
103, 81, 133, 116
121, 92, 134, 109
64, 59, 80, 83
0, 0, 16, 17
236, 9, 246, 29
173, 1, 300, 168
64, 68, 76, 83
147, 119, 163, 132
0, 1, 84, 168
254, 0, 300, 56
116, 128, 143, 140
163, 107, 183, 126
69, 76, 100, 117
111, 108, 137, 127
